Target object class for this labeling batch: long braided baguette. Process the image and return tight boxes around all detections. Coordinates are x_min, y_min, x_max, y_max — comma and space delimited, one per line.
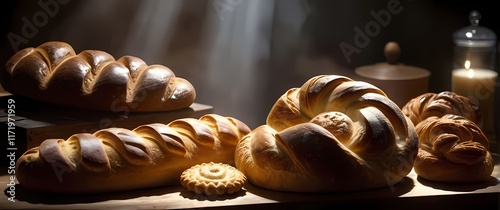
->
2, 41, 195, 111
235, 75, 418, 192
16, 114, 250, 194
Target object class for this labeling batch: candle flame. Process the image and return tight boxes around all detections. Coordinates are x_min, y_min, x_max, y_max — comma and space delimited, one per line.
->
464, 60, 471, 69
464, 60, 474, 78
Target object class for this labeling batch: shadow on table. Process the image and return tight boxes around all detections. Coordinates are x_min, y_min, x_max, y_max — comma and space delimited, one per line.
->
242, 176, 415, 203
5, 183, 179, 204
6, 182, 248, 205
179, 188, 247, 201
416, 176, 499, 192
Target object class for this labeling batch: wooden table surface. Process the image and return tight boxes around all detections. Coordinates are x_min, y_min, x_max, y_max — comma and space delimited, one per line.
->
1, 154, 499, 210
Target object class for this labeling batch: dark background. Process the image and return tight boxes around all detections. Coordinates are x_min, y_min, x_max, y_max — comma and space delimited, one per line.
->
1, 0, 499, 130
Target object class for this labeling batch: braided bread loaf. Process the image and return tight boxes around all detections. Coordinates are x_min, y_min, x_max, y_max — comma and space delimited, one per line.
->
2, 41, 195, 112
235, 75, 418, 192
413, 114, 493, 182
16, 114, 250, 194
402, 92, 493, 182
402, 91, 481, 126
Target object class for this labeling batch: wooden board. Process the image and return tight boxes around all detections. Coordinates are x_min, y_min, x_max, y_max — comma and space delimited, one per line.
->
0, 94, 213, 166
0, 155, 499, 209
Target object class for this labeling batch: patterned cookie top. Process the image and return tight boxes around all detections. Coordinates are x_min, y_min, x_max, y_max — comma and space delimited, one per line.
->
180, 162, 246, 196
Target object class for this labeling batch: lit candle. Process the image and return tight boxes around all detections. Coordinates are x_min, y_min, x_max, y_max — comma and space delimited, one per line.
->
452, 60, 497, 138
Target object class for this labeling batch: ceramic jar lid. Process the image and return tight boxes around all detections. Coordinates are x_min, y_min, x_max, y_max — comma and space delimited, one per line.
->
354, 41, 431, 107
355, 42, 430, 81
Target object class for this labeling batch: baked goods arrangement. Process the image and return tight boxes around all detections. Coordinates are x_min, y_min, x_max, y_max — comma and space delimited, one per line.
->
402, 92, 494, 182
15, 114, 251, 194
235, 75, 419, 192
2, 41, 196, 112
180, 162, 247, 195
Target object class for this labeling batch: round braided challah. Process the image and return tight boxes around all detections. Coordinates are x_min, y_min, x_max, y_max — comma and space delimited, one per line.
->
402, 92, 493, 183
402, 91, 481, 126
235, 75, 418, 192
413, 114, 493, 182
16, 114, 251, 194
2, 41, 196, 111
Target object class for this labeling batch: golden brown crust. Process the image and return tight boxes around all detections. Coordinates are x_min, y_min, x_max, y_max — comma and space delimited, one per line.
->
235, 75, 418, 192
401, 91, 481, 126
413, 114, 493, 182
2, 41, 196, 112
180, 162, 246, 195
16, 114, 251, 194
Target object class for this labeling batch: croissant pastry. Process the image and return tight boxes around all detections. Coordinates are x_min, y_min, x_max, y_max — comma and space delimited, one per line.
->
401, 91, 481, 126
16, 114, 251, 194
235, 75, 418, 192
2, 41, 196, 111
413, 114, 493, 182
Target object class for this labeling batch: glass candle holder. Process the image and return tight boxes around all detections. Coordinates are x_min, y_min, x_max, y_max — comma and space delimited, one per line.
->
452, 10, 498, 148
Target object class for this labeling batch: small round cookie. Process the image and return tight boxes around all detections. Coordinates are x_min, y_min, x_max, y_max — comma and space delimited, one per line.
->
180, 162, 247, 196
